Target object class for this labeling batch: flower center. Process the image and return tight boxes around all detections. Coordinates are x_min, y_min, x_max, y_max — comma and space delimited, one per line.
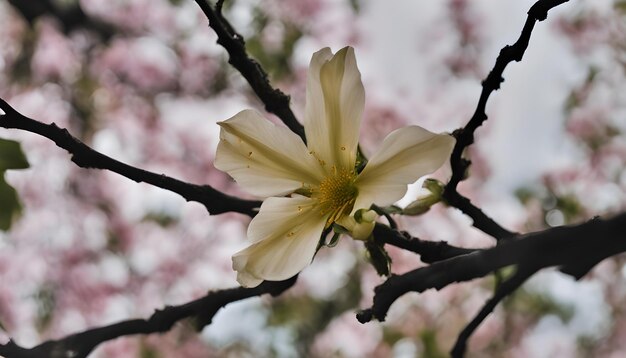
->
316, 167, 358, 227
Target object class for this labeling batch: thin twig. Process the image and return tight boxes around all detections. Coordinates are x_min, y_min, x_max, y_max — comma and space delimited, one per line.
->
0, 278, 296, 358
373, 224, 478, 263
0, 98, 260, 217
450, 266, 536, 357
444, 190, 517, 239
443, 0, 569, 240
193, 0, 306, 141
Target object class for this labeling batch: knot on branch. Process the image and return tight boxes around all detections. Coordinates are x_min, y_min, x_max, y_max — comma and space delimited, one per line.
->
356, 309, 373, 323
483, 72, 505, 90
148, 305, 177, 332
528, 0, 567, 21
502, 43, 526, 62
231, 33, 244, 45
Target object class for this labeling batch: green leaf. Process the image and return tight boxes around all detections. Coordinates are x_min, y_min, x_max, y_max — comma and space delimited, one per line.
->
0, 174, 22, 231
0, 138, 30, 170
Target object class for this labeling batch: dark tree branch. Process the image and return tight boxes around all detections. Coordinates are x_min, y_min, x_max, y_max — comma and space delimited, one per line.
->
357, 212, 626, 326
444, 190, 517, 240
192, 0, 306, 141
443, 0, 569, 240
450, 266, 536, 358
373, 224, 478, 264
0, 278, 297, 358
0, 2, 583, 358
0, 98, 260, 217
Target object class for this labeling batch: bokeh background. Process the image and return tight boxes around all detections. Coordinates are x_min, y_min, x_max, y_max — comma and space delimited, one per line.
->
1, 0, 625, 356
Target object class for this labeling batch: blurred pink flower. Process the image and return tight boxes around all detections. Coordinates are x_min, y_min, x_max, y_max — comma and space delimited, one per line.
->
94, 37, 178, 91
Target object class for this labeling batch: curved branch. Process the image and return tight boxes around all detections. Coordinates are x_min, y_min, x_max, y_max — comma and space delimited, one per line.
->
0, 98, 260, 217
0, 278, 296, 358
192, 0, 306, 141
444, 190, 517, 240
373, 224, 478, 263
450, 266, 536, 357
443, 0, 569, 240
358, 212, 626, 324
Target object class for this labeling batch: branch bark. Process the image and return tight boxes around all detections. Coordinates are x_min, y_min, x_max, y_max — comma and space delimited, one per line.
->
450, 266, 535, 357
0, 98, 260, 217
0, 1, 584, 357
193, 0, 306, 141
443, 0, 569, 240
358, 213, 626, 348
373, 224, 478, 263
0, 278, 296, 358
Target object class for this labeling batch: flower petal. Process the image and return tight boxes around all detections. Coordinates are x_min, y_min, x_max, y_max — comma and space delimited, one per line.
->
353, 126, 455, 210
304, 47, 365, 172
215, 110, 323, 197
232, 196, 327, 287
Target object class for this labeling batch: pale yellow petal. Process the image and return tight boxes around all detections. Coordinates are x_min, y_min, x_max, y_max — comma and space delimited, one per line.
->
353, 126, 455, 210
235, 270, 264, 288
247, 195, 317, 243
215, 110, 323, 197
304, 46, 365, 172
232, 196, 327, 287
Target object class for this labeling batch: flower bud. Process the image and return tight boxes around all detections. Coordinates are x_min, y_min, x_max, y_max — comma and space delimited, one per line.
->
402, 179, 444, 216
355, 209, 377, 223
337, 209, 378, 240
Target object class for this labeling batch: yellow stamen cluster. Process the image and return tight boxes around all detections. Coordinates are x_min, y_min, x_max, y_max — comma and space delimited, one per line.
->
315, 167, 358, 227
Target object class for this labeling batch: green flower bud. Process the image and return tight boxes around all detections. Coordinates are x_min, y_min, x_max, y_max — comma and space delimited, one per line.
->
402, 179, 444, 216
336, 209, 378, 241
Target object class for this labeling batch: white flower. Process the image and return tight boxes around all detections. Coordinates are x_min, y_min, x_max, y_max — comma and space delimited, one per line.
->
215, 47, 455, 287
